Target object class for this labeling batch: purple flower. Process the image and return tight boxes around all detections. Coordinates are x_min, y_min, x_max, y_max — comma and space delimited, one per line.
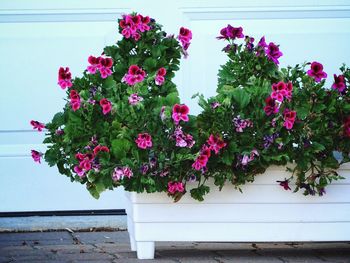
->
245, 36, 254, 51
233, 115, 253, 132
217, 25, 244, 40
263, 133, 279, 149
210, 102, 221, 109
149, 157, 157, 169
266, 42, 283, 64
140, 164, 149, 175
172, 126, 195, 148
128, 93, 143, 105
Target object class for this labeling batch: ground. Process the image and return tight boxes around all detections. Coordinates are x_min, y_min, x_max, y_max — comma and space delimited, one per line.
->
0, 230, 349, 262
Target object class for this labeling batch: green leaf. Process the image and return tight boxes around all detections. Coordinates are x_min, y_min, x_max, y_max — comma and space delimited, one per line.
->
111, 138, 131, 159
165, 92, 180, 106
103, 77, 117, 91
232, 88, 251, 109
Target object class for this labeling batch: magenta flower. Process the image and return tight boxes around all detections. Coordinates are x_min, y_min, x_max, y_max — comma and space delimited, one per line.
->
155, 67, 166, 86
87, 56, 99, 74
93, 145, 110, 155
307, 62, 327, 82
266, 42, 283, 64
31, 150, 42, 163
99, 98, 112, 115
332, 74, 346, 92
271, 81, 288, 102
283, 109, 297, 130
207, 134, 226, 154
178, 27, 192, 51
123, 167, 133, 178
200, 145, 211, 158
123, 65, 146, 85
135, 133, 153, 149
70, 90, 81, 111
119, 14, 150, 41
285, 81, 293, 100
277, 179, 291, 190
97, 57, 113, 79
263, 96, 279, 116
58, 67, 72, 89
74, 165, 85, 177
128, 93, 143, 105
217, 25, 244, 40
168, 181, 185, 195
80, 159, 92, 171
192, 155, 208, 171
210, 102, 221, 109
30, 120, 45, 132
172, 104, 189, 124
258, 36, 267, 48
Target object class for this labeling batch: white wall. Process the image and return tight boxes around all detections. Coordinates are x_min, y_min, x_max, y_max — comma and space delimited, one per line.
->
1, 0, 350, 212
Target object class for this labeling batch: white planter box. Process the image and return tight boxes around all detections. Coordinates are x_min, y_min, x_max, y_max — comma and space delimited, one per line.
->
125, 165, 350, 259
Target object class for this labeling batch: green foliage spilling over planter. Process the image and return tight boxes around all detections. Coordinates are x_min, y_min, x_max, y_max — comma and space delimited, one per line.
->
30, 14, 350, 201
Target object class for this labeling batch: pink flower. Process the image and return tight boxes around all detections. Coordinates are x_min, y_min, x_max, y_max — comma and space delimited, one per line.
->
200, 145, 211, 158
123, 167, 133, 178
112, 166, 133, 181
332, 74, 346, 93
135, 133, 152, 149
233, 115, 253, 132
31, 150, 42, 163
172, 104, 189, 124
155, 67, 167, 86
93, 145, 110, 155
266, 42, 283, 64
207, 134, 227, 154
178, 27, 192, 51
80, 159, 92, 171
271, 81, 288, 102
112, 167, 124, 181
217, 25, 244, 40
192, 155, 208, 171
128, 93, 143, 105
123, 65, 146, 85
70, 90, 81, 111
283, 109, 297, 130
307, 62, 327, 82
100, 98, 112, 115
168, 182, 185, 194
30, 120, 45, 132
285, 81, 293, 100
98, 57, 113, 79
87, 56, 99, 74
263, 96, 279, 116
74, 165, 85, 177
58, 67, 72, 89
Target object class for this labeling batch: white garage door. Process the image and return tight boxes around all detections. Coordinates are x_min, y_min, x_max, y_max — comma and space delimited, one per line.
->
1, 0, 350, 212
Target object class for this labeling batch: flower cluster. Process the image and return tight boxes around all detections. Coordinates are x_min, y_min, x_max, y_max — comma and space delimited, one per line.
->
58, 67, 72, 89
128, 93, 143, 105
217, 25, 244, 40
123, 65, 146, 85
283, 109, 297, 130
271, 81, 293, 102
112, 166, 133, 181
87, 56, 113, 79
178, 27, 192, 51
233, 115, 253, 132
167, 181, 185, 195
172, 126, 195, 148
74, 145, 109, 177
119, 14, 151, 41
70, 90, 81, 111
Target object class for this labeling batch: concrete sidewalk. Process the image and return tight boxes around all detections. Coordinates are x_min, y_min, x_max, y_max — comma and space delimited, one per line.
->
0, 230, 349, 262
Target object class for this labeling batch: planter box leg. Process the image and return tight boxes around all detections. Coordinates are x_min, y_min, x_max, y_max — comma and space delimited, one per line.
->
136, 241, 155, 259
129, 234, 136, 251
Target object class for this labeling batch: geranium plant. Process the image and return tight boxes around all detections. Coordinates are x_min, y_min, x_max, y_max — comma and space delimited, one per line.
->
196, 24, 350, 198
31, 15, 350, 202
